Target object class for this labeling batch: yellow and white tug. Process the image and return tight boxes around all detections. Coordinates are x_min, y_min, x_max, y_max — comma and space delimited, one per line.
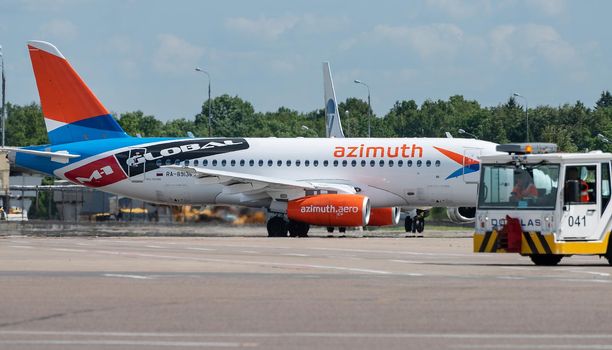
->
474, 143, 612, 265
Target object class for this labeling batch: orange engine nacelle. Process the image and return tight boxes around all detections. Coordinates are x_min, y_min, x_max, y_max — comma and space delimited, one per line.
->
287, 194, 371, 227
367, 207, 401, 226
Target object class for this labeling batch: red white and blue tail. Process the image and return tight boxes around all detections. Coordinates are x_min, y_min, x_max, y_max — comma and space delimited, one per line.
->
27, 40, 129, 145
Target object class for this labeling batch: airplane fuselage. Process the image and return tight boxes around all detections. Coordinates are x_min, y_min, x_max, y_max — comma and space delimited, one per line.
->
15, 137, 497, 209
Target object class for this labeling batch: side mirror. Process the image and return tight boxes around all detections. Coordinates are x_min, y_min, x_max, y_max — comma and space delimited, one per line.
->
564, 180, 581, 204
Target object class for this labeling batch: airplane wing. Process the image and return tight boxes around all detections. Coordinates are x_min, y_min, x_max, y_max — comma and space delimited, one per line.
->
0, 147, 80, 163
164, 165, 357, 196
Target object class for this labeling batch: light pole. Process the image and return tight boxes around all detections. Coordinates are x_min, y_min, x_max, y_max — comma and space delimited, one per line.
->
598, 133, 611, 144
195, 67, 212, 137
513, 92, 529, 142
301, 125, 318, 137
345, 110, 350, 137
354, 79, 371, 138
1, 45, 5, 148
458, 128, 478, 139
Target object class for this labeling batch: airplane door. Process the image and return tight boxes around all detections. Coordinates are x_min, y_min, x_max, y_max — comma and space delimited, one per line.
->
463, 148, 481, 183
559, 164, 598, 240
127, 148, 146, 183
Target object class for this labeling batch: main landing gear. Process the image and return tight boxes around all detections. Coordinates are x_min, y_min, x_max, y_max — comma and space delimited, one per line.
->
326, 227, 347, 234
405, 209, 427, 234
267, 217, 309, 237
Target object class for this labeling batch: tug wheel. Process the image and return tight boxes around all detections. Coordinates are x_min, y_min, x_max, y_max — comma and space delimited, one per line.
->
529, 255, 562, 266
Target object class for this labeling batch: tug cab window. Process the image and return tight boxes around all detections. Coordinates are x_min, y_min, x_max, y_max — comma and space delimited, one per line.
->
564, 165, 596, 205
602, 162, 611, 213
478, 163, 559, 210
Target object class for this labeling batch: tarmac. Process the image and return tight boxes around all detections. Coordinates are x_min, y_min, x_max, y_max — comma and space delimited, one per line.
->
2, 226, 612, 349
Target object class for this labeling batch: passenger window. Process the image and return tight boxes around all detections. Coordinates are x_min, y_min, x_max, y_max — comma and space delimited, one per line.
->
240, 160, 245, 166
212, 160, 217, 166
398, 160, 403, 167
351, 160, 357, 167
313, 160, 319, 167
287, 160, 292, 166
407, 160, 413, 167
417, 160, 422, 167
203, 159, 208, 166
156, 159, 162, 167
277, 160, 282, 166
323, 160, 329, 167
194, 160, 199, 166
165, 159, 172, 165
185, 160, 190, 166
296, 160, 301, 167
258, 160, 264, 167
231, 160, 236, 166
370, 160, 375, 167
305, 160, 310, 167
174, 159, 180, 165
361, 160, 366, 167
379, 160, 384, 167
268, 160, 273, 166
249, 160, 254, 166
333, 160, 339, 167
342, 160, 348, 167
426, 160, 431, 167
389, 160, 394, 167
221, 160, 227, 166
435, 160, 441, 167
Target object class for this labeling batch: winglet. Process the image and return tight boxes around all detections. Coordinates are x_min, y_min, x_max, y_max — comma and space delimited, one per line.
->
322, 62, 345, 138
27, 40, 66, 59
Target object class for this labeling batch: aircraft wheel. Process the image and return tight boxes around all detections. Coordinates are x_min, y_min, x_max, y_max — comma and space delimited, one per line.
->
415, 217, 425, 233
267, 216, 288, 237
605, 237, 612, 265
288, 220, 310, 237
529, 254, 563, 266
326, 227, 334, 233
404, 217, 413, 232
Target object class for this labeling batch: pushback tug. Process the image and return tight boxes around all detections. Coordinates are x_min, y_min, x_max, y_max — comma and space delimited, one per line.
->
474, 143, 612, 265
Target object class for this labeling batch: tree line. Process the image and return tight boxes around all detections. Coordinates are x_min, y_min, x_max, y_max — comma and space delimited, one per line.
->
4, 91, 612, 152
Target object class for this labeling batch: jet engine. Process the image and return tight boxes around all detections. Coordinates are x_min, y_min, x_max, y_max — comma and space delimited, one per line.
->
287, 194, 371, 227
446, 207, 476, 223
367, 207, 401, 226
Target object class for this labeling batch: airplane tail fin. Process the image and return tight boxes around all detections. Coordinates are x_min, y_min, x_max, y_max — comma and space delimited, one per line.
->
322, 62, 344, 138
27, 40, 129, 145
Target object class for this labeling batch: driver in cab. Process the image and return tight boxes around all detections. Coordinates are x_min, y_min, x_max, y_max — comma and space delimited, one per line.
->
565, 167, 589, 202
511, 173, 538, 200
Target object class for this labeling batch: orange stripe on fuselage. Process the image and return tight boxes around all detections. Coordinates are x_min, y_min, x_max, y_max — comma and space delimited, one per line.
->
433, 146, 478, 166
28, 45, 109, 124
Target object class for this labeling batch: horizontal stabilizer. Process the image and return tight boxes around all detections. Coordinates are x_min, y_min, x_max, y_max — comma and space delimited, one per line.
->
0, 147, 80, 164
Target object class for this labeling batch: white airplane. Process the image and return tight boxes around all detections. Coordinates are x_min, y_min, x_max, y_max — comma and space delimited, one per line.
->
6, 40, 498, 237
322, 61, 485, 232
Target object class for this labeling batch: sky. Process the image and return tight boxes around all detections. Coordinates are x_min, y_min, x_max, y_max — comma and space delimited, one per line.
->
1, 0, 611, 122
